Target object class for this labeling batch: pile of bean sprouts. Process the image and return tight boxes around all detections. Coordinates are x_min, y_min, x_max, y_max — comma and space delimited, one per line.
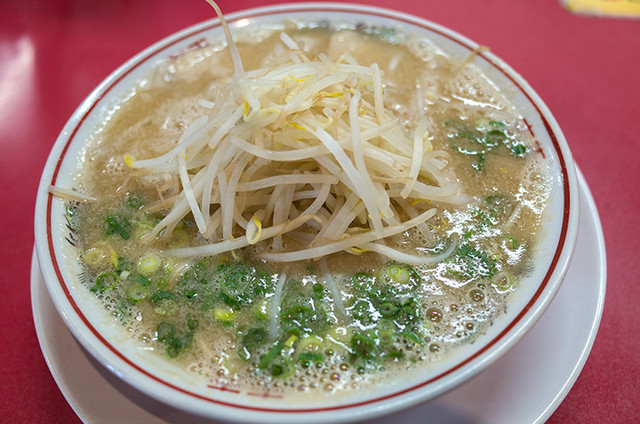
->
122, 0, 467, 265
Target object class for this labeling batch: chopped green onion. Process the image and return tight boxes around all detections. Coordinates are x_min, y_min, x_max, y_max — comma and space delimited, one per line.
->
92, 272, 118, 292
114, 256, 131, 272
397, 331, 424, 346
387, 265, 410, 284
169, 228, 189, 247
298, 335, 323, 352
510, 142, 529, 156
447, 119, 527, 169
150, 290, 175, 303
284, 334, 298, 347
155, 277, 168, 289
503, 236, 519, 250
387, 350, 404, 359
379, 302, 399, 318
219, 268, 249, 306
252, 298, 269, 321
137, 255, 161, 276
299, 352, 324, 362
129, 286, 147, 303
242, 328, 267, 349
486, 195, 514, 219
135, 275, 151, 286
183, 289, 197, 299
156, 321, 193, 358
484, 130, 507, 147
83, 248, 107, 267
312, 283, 324, 300
153, 300, 177, 316
449, 243, 498, 280
379, 327, 394, 345
156, 321, 175, 342
270, 359, 294, 378
105, 214, 130, 239
402, 299, 420, 319
351, 333, 376, 359
214, 305, 237, 322
125, 193, 144, 210
133, 222, 154, 241
281, 305, 328, 334
186, 314, 199, 332
217, 263, 271, 307
259, 341, 284, 369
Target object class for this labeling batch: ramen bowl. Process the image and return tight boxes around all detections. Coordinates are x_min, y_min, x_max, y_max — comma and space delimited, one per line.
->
34, 3, 578, 423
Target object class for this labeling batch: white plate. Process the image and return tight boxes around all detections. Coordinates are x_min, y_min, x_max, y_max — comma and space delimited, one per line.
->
32, 168, 605, 424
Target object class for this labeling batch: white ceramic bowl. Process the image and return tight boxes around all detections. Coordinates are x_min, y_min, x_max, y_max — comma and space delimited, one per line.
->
34, 3, 579, 423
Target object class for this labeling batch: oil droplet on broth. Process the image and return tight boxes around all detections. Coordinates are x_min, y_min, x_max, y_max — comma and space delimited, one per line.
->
470, 289, 485, 302
426, 307, 444, 322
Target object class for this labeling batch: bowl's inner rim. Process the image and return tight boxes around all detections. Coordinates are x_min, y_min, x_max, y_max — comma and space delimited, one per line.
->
38, 3, 574, 415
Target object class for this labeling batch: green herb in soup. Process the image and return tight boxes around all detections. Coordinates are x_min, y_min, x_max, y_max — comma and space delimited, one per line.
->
445, 119, 530, 171
62, 19, 551, 398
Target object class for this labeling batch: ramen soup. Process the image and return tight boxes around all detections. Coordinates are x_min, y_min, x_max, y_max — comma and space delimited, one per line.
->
62, 20, 551, 398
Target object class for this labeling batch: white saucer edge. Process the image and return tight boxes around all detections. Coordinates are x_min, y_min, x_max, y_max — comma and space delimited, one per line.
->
532, 166, 606, 423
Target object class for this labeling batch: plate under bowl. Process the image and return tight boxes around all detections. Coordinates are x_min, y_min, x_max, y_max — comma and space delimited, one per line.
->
34, 3, 579, 423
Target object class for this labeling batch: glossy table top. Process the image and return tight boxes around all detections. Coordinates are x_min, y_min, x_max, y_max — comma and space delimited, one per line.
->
1, 0, 638, 422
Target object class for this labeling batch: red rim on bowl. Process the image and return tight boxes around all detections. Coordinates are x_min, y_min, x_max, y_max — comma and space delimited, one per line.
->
34, 3, 578, 422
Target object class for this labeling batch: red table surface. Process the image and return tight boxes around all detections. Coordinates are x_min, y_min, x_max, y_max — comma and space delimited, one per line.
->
1, 0, 638, 422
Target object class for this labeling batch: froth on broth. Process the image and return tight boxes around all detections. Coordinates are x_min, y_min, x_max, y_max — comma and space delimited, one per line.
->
66, 23, 551, 399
